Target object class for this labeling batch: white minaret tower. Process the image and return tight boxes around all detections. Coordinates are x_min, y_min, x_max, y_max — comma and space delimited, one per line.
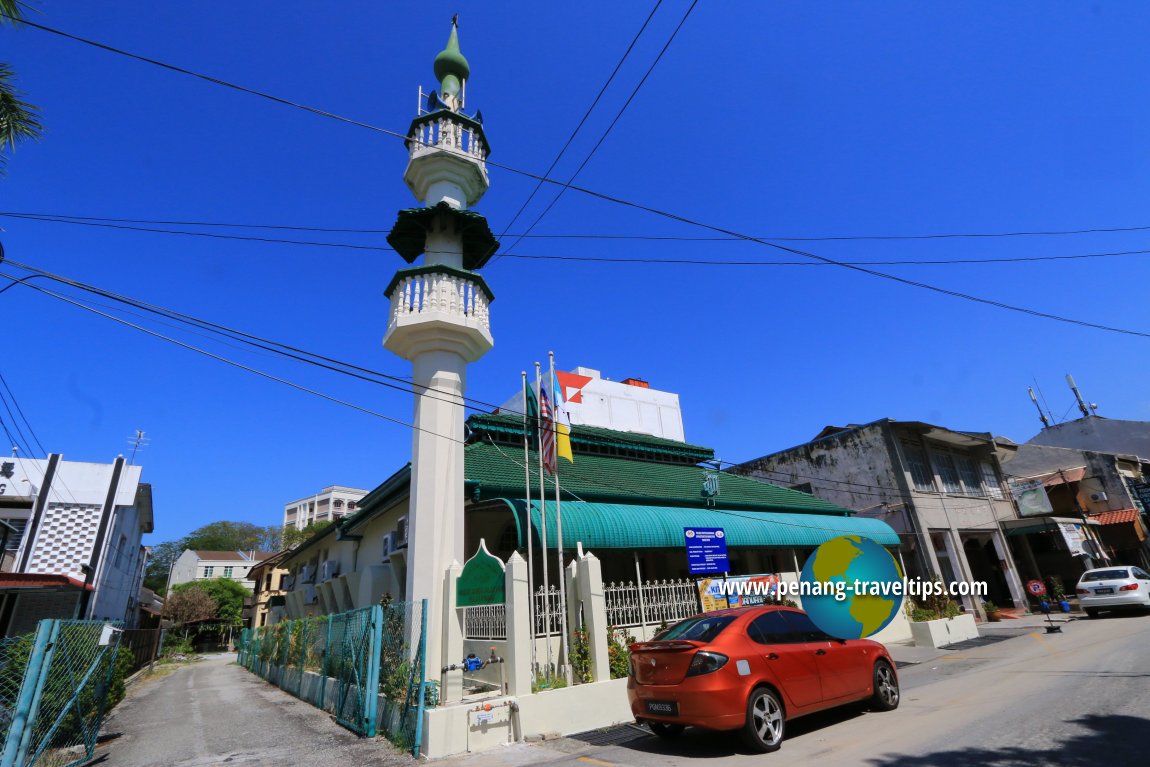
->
383, 18, 497, 693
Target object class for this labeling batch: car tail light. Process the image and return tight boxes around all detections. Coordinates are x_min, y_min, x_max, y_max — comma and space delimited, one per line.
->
686, 651, 728, 677
1076, 588, 1089, 595
1120, 583, 1139, 591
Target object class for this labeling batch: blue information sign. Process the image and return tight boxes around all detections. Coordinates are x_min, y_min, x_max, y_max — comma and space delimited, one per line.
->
684, 527, 730, 575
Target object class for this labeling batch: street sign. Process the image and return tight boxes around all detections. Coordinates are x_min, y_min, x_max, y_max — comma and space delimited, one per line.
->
684, 527, 729, 575
1026, 579, 1046, 597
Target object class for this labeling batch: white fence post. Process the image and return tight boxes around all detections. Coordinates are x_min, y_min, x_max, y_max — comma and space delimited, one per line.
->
504, 552, 531, 696
577, 553, 610, 683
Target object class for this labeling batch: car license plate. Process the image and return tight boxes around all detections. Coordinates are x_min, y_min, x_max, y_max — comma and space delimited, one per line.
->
645, 700, 679, 716
1095, 588, 1114, 594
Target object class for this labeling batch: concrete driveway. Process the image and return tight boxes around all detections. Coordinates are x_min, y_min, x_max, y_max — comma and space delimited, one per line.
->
99, 653, 410, 767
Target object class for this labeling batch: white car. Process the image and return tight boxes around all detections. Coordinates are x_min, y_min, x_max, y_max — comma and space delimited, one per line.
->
1075, 566, 1150, 617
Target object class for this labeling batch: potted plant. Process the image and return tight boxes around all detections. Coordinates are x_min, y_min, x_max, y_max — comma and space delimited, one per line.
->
982, 600, 1002, 622
1049, 577, 1071, 613
906, 581, 980, 648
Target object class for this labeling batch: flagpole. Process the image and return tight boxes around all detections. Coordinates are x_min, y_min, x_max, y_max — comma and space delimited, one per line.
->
549, 351, 573, 686
520, 370, 538, 682
534, 361, 554, 680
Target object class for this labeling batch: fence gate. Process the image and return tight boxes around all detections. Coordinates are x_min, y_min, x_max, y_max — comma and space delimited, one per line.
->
0, 619, 123, 767
329, 606, 382, 737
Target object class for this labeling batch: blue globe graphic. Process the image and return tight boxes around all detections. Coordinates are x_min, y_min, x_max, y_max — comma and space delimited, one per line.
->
799, 536, 903, 639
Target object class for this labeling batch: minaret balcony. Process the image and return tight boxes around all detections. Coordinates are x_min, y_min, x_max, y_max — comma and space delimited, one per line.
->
383, 265, 494, 362
404, 111, 491, 208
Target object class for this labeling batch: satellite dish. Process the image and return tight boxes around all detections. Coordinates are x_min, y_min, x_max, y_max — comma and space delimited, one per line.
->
427, 90, 440, 112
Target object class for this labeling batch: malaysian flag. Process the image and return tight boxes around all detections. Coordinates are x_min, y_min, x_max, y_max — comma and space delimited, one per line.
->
539, 386, 557, 476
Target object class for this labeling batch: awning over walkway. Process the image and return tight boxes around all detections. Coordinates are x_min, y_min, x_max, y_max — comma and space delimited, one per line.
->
498, 499, 900, 550
1002, 516, 1102, 536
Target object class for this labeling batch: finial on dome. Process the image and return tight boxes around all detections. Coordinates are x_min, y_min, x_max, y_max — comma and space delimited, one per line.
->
434, 16, 470, 108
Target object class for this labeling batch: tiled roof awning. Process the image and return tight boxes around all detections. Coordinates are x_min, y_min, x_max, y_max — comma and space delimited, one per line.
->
1091, 509, 1140, 526
497, 499, 900, 550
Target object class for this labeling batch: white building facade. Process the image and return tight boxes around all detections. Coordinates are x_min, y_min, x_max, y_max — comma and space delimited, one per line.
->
0, 454, 153, 636
168, 549, 272, 593
282, 486, 368, 531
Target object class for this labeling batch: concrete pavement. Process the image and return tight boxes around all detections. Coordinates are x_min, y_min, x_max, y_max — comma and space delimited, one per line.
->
99, 653, 410, 767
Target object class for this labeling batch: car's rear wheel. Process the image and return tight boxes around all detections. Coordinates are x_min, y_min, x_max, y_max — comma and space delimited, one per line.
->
649, 722, 684, 740
1085, 608, 1098, 618
871, 659, 899, 711
740, 687, 784, 753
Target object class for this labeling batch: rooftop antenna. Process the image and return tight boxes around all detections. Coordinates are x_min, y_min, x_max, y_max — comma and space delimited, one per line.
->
1028, 388, 1050, 429
127, 429, 149, 465
1065, 374, 1091, 418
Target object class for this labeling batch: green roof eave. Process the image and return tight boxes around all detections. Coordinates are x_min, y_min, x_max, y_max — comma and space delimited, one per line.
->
495, 499, 899, 551
386, 201, 499, 270
338, 464, 412, 533
383, 264, 494, 303
468, 412, 714, 462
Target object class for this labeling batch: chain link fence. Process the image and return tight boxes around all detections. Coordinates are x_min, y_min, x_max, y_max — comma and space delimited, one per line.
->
237, 599, 429, 756
0, 619, 127, 767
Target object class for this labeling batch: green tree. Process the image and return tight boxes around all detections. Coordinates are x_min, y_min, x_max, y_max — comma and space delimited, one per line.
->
171, 578, 250, 626
0, 1, 42, 173
282, 520, 333, 548
144, 520, 283, 592
162, 584, 217, 626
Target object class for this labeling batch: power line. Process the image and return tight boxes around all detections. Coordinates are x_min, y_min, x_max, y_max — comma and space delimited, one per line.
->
0, 212, 391, 251
11, 209, 1150, 243
6, 212, 1150, 267
494, 0, 665, 253
0, 260, 494, 414
0, 272, 467, 444
494, 0, 698, 264
7, 16, 1150, 339
0, 372, 47, 456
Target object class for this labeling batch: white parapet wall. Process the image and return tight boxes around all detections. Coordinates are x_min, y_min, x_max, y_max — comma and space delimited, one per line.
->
420, 678, 633, 759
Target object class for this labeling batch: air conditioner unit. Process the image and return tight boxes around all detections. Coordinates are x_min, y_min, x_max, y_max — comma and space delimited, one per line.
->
320, 559, 340, 582
280, 574, 295, 591
1089, 491, 1108, 503
381, 532, 395, 562
395, 516, 408, 548
303, 585, 318, 605
299, 565, 316, 584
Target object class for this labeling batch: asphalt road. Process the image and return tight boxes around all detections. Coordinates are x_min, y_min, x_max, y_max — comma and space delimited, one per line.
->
100, 614, 1150, 767
441, 612, 1150, 767
98, 653, 410, 767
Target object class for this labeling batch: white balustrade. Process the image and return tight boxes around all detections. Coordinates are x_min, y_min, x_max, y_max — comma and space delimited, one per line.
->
390, 270, 491, 331
603, 579, 699, 630
410, 115, 487, 165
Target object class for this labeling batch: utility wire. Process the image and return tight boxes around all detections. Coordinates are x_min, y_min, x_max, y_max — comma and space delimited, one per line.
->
6, 213, 1150, 267
494, 0, 665, 252
6, 15, 1149, 339
0, 372, 47, 456
11, 209, 1150, 243
1, 260, 496, 414
0, 272, 466, 444
494, 0, 698, 264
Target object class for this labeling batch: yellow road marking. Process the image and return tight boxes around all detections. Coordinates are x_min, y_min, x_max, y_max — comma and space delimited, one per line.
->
578, 757, 617, 766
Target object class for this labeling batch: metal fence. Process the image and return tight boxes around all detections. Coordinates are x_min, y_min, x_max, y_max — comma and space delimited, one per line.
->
0, 619, 124, 767
237, 600, 429, 756
118, 629, 164, 676
604, 579, 699, 629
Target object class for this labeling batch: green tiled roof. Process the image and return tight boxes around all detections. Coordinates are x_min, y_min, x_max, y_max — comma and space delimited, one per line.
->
464, 440, 851, 514
468, 412, 714, 463
498, 500, 898, 550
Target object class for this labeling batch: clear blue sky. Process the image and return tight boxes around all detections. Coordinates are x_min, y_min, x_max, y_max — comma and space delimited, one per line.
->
3, 2, 1149, 547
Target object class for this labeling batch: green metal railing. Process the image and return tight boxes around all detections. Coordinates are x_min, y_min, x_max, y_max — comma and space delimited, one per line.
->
0, 620, 124, 767
238, 600, 429, 755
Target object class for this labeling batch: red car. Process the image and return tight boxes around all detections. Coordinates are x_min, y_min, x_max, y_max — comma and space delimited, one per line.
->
628, 606, 900, 752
